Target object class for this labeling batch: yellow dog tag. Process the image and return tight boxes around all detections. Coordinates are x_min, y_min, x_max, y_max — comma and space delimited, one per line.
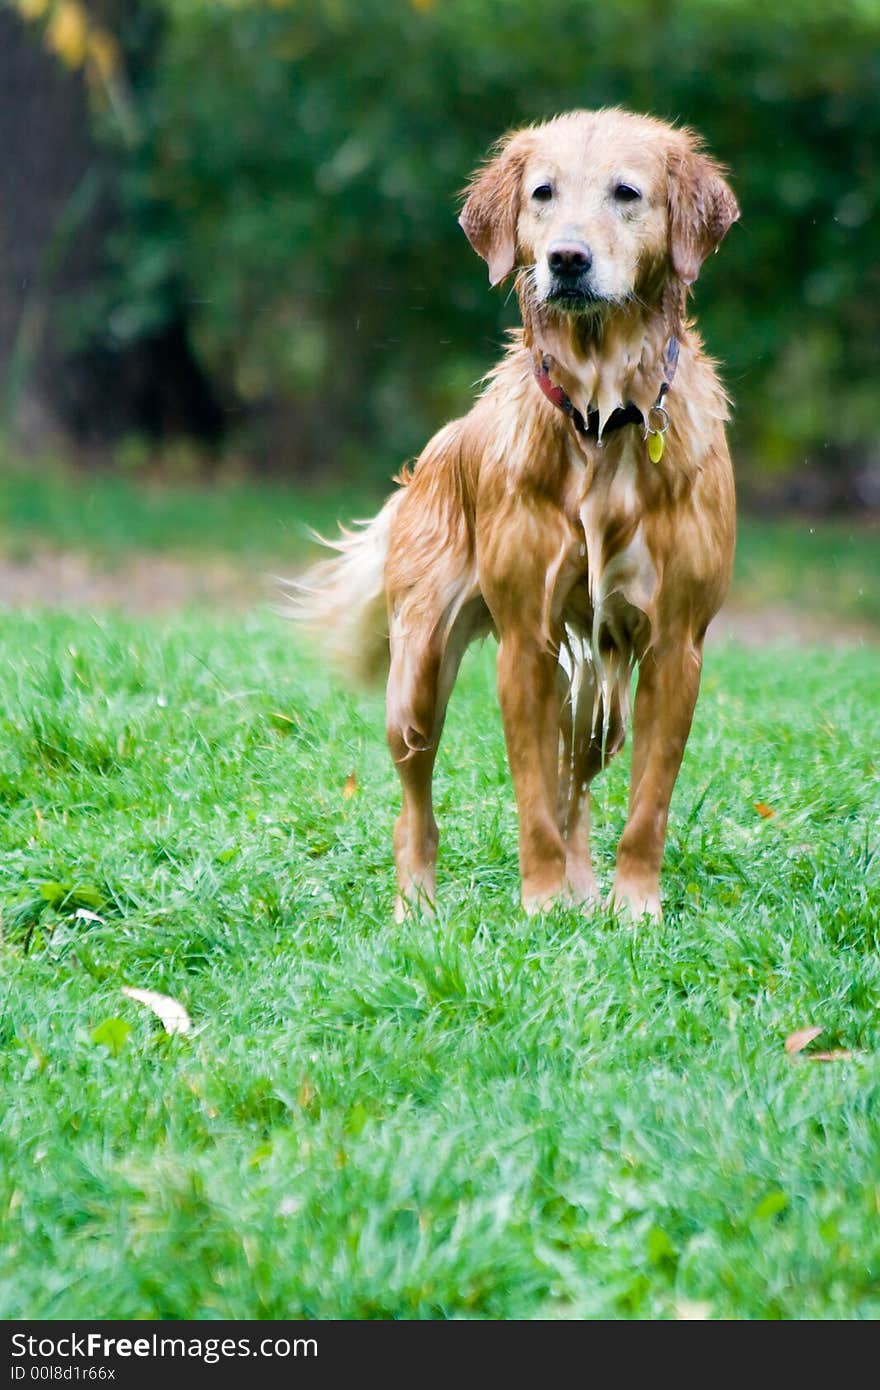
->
647, 430, 665, 463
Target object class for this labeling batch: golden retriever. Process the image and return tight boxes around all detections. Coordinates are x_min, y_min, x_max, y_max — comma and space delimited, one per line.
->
291, 108, 739, 921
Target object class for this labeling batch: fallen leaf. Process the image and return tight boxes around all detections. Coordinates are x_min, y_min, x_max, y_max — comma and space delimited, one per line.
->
754, 802, 775, 819
74, 908, 104, 924
122, 986, 191, 1036
343, 771, 357, 799
785, 1026, 823, 1056
807, 1050, 853, 1063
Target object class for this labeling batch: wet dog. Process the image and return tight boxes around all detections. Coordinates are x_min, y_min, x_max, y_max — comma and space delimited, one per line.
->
291, 108, 739, 921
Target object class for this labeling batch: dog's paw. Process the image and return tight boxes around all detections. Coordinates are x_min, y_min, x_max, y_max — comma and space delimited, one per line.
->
565, 861, 600, 910
607, 881, 662, 924
522, 892, 555, 917
521, 881, 568, 916
394, 884, 436, 923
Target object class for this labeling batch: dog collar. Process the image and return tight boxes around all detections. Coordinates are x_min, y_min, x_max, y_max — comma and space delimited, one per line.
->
534, 335, 680, 458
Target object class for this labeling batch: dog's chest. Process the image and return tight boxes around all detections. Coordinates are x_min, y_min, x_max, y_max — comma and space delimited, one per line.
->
558, 435, 659, 643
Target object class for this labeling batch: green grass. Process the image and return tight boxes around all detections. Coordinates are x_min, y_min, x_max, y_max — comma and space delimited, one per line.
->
1, 609, 878, 1319
734, 517, 880, 628
0, 462, 377, 568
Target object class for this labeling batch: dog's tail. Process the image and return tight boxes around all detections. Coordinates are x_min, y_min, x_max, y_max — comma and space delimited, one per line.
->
280, 491, 403, 683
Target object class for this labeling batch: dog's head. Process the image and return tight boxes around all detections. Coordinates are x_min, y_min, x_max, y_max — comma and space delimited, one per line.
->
459, 109, 739, 310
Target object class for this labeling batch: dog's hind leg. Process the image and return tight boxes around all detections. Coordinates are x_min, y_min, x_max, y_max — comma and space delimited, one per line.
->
386, 596, 484, 921
557, 643, 625, 907
557, 648, 597, 904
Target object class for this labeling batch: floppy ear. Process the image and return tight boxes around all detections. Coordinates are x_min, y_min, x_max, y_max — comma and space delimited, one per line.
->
667, 136, 740, 286
458, 131, 534, 286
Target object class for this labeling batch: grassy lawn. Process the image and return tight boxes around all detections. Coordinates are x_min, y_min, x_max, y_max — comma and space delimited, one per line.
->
1, 607, 878, 1319
0, 462, 378, 570
734, 517, 880, 629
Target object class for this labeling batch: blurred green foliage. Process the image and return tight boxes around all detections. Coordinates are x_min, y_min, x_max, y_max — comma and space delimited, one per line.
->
75, 0, 880, 471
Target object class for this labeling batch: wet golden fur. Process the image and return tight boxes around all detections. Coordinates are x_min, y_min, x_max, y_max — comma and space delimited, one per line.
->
291, 108, 739, 920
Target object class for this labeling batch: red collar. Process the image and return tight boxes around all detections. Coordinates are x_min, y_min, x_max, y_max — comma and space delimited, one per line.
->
534, 336, 680, 443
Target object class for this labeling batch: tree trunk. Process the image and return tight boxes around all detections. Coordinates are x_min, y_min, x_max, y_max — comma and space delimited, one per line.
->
0, 6, 224, 453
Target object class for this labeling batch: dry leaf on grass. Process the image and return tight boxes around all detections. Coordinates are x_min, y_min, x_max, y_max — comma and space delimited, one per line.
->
122, 987, 191, 1036
807, 1050, 853, 1063
754, 802, 776, 819
784, 1026, 823, 1056
343, 771, 357, 799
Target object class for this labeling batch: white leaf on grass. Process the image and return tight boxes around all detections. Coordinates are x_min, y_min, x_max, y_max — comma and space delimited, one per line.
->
122, 986, 191, 1036
75, 908, 105, 924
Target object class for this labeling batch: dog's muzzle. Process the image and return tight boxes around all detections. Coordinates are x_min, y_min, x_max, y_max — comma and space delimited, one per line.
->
545, 239, 597, 308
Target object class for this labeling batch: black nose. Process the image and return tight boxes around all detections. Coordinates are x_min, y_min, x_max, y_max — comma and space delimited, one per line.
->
547, 241, 592, 277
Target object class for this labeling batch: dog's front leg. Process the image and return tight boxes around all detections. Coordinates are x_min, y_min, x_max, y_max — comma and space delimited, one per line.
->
557, 661, 600, 907
481, 502, 577, 914
559, 667, 626, 908
496, 632, 568, 913
611, 636, 703, 920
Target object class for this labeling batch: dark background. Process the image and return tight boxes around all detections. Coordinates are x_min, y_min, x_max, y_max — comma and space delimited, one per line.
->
2, 0, 879, 512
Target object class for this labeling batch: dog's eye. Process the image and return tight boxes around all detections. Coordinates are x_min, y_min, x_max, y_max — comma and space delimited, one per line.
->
532, 184, 553, 203
613, 183, 642, 203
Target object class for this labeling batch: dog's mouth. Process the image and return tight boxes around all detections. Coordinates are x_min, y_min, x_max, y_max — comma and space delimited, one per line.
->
544, 282, 606, 315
